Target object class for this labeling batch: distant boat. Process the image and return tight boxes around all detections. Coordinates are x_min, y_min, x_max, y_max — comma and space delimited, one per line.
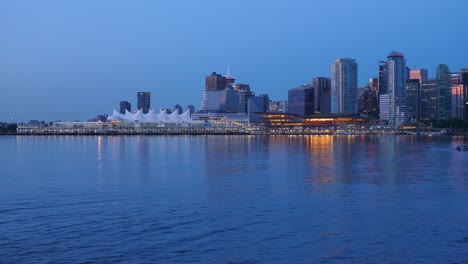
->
455, 145, 468, 151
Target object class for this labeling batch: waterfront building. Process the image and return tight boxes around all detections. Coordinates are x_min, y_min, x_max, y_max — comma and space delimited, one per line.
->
421, 79, 438, 122
288, 84, 313, 116
436, 64, 452, 120
406, 79, 421, 121
461, 68, 468, 120
200, 88, 240, 112
233, 84, 254, 114
248, 94, 269, 123
137, 92, 151, 114
358, 86, 378, 118
313, 77, 331, 114
379, 94, 391, 121
200, 71, 240, 112
386, 51, 410, 126
119, 101, 131, 114
452, 83, 465, 119
269, 100, 288, 113
331, 58, 358, 114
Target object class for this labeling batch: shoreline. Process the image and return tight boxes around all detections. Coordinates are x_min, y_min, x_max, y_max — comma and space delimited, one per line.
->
4, 131, 468, 136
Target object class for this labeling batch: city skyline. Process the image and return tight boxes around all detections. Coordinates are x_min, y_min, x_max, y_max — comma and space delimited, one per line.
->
1, 0, 468, 122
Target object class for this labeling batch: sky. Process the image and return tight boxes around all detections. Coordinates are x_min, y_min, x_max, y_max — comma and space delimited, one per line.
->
1, 0, 468, 122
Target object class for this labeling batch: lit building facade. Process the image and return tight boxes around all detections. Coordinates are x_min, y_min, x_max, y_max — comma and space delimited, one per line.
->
409, 69, 428, 85
461, 68, 468, 120
452, 84, 465, 119
331, 58, 358, 114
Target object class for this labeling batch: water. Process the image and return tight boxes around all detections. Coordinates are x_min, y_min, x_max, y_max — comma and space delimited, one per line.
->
1, 135, 467, 263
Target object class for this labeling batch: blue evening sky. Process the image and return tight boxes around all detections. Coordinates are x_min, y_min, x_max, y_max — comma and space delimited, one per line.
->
1, 0, 467, 121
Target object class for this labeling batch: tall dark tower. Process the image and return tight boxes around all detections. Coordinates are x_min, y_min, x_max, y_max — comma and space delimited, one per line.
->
461, 68, 468, 120
119, 101, 131, 114
137, 92, 151, 114
205, 72, 227, 90
436, 64, 451, 120
313, 77, 331, 113
378, 61, 388, 98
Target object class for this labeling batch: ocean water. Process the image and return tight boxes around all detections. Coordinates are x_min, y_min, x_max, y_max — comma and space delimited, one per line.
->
0, 135, 467, 263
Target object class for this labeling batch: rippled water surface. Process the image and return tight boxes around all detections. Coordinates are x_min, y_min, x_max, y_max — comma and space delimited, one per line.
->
1, 135, 468, 263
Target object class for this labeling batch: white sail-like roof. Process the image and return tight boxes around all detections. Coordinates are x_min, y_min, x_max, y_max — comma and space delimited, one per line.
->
107, 108, 192, 123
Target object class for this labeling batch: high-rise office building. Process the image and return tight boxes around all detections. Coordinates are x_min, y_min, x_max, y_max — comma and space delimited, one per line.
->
378, 61, 388, 98
312, 77, 331, 114
387, 51, 410, 125
248, 94, 269, 123
331, 58, 358, 114
409, 69, 428, 85
452, 82, 465, 119
406, 79, 421, 121
369, 77, 378, 92
206, 72, 227, 91
379, 94, 391, 122
269, 101, 288, 113
200, 71, 240, 112
358, 86, 378, 118
436, 64, 451, 120
461, 68, 468, 120
137, 92, 151, 114
288, 84, 314, 116
421, 79, 438, 122
233, 84, 254, 114
119, 101, 131, 114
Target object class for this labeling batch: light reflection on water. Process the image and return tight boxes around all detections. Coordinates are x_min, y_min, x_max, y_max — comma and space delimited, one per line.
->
0, 135, 467, 263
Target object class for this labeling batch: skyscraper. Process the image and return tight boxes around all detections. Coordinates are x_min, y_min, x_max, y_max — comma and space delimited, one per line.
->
421, 79, 438, 122
378, 61, 388, 98
137, 92, 151, 114
409, 69, 428, 85
331, 58, 358, 114
119, 101, 131, 114
312, 77, 331, 114
288, 84, 313, 116
233, 84, 254, 113
206, 72, 227, 91
369, 77, 378, 92
248, 94, 269, 123
461, 68, 468, 120
406, 79, 421, 121
386, 51, 410, 125
436, 64, 451, 120
200, 71, 240, 112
